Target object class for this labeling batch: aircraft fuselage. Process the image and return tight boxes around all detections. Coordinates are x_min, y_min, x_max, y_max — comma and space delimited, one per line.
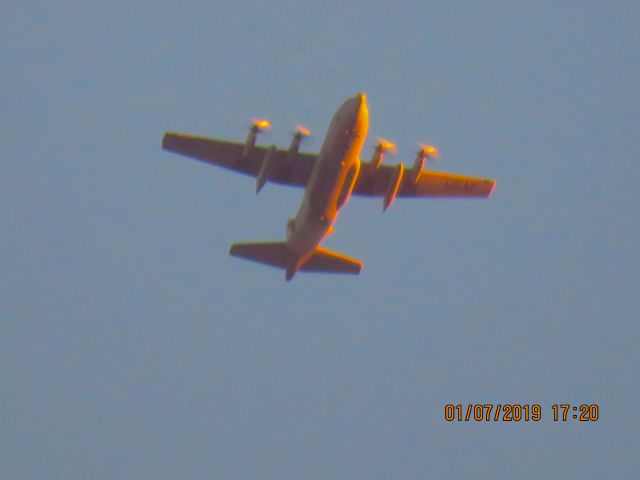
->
286, 93, 369, 260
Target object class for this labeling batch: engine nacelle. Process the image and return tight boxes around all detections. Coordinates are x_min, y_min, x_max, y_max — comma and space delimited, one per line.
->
410, 153, 425, 183
287, 125, 311, 162
286, 218, 296, 242
410, 145, 439, 183
243, 119, 270, 158
369, 138, 396, 170
383, 163, 404, 212
256, 144, 277, 193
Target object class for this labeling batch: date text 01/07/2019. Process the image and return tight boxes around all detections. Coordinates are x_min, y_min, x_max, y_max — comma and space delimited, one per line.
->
444, 404, 600, 422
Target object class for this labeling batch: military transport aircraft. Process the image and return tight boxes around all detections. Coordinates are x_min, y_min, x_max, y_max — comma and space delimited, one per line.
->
162, 93, 495, 281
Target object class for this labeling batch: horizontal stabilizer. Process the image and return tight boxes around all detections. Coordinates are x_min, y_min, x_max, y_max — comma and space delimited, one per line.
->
229, 242, 292, 269
300, 247, 362, 274
229, 242, 362, 277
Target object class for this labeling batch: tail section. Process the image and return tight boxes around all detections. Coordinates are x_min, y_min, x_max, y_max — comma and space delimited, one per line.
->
229, 242, 362, 281
301, 247, 362, 274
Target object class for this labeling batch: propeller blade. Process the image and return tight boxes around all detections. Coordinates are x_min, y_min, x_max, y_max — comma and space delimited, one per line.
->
419, 144, 439, 159
251, 118, 271, 130
294, 124, 312, 137
376, 138, 397, 154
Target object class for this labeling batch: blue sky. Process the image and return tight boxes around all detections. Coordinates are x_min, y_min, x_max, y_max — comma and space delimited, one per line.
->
2, 1, 639, 478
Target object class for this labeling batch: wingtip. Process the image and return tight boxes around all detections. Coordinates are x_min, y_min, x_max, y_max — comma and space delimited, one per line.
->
161, 131, 186, 151
161, 131, 172, 150
487, 179, 497, 197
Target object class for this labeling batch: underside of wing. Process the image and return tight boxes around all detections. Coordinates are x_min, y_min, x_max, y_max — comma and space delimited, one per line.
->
353, 164, 496, 198
162, 132, 317, 187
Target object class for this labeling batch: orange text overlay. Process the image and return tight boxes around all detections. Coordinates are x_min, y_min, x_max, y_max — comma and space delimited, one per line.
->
444, 404, 600, 422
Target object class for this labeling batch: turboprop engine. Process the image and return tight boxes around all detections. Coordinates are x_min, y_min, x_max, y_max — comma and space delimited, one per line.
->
286, 218, 296, 242
382, 144, 439, 211
383, 163, 404, 212
410, 144, 439, 183
287, 125, 312, 162
255, 125, 311, 193
243, 118, 270, 158
256, 145, 277, 193
369, 138, 397, 169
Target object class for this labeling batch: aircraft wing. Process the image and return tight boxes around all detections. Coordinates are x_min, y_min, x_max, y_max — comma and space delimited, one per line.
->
162, 132, 317, 187
353, 164, 496, 198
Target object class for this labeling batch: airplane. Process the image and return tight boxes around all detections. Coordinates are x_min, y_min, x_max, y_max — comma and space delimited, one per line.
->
162, 93, 495, 281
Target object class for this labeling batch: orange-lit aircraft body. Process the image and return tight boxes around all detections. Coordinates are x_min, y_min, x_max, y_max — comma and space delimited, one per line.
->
162, 93, 495, 280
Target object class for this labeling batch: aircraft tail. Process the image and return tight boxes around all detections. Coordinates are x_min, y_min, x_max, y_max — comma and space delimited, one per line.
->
229, 242, 362, 280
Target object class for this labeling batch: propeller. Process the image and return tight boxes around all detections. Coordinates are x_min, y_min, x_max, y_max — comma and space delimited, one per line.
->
410, 144, 439, 183
376, 138, 398, 154
288, 124, 312, 159
418, 144, 439, 159
294, 124, 312, 137
244, 118, 271, 158
370, 137, 397, 169
251, 118, 271, 131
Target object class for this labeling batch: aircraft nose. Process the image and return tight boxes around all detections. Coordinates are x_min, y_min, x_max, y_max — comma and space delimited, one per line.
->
354, 92, 368, 135
351, 91, 367, 116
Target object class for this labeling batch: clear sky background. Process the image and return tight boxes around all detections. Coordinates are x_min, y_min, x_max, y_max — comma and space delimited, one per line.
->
2, 1, 639, 478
